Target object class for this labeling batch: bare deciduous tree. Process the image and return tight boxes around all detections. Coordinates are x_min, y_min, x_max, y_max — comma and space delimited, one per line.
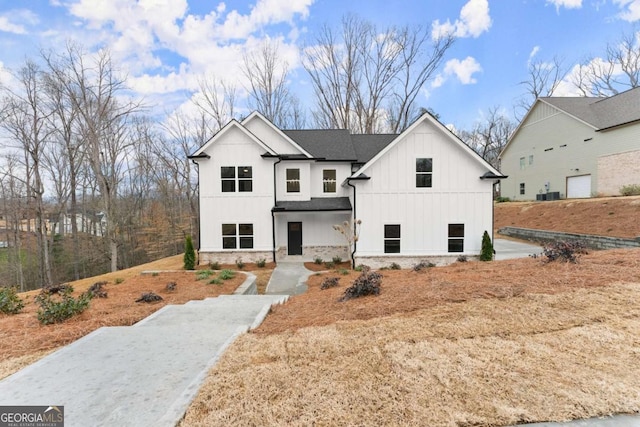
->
0, 60, 55, 288
242, 39, 298, 128
303, 15, 454, 133
459, 107, 515, 169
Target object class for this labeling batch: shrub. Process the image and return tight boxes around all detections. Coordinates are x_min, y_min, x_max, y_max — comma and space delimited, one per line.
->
256, 258, 266, 268
389, 262, 401, 270
541, 240, 588, 263
86, 281, 108, 298
196, 270, 214, 280
208, 278, 223, 285
114, 278, 124, 285
165, 282, 177, 291
457, 255, 468, 262
313, 256, 323, 265
235, 258, 245, 270
135, 292, 163, 303
338, 268, 349, 275
151, 272, 159, 277
219, 269, 235, 280
209, 261, 220, 270
35, 287, 91, 325
480, 230, 494, 262
332, 256, 342, 264
413, 260, 436, 272
340, 268, 382, 301
495, 196, 511, 203
620, 184, 640, 196
354, 264, 367, 272
324, 261, 335, 269
183, 235, 196, 270
0, 287, 24, 314
320, 277, 340, 290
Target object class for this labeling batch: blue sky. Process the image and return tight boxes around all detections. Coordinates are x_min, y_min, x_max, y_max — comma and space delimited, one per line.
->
0, 0, 636, 130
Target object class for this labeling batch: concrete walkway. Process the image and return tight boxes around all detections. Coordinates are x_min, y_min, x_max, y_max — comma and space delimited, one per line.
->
0, 293, 288, 427
265, 261, 314, 295
513, 414, 640, 426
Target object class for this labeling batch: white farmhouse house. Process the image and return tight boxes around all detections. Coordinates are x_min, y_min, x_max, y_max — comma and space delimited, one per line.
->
190, 112, 505, 268
500, 87, 640, 200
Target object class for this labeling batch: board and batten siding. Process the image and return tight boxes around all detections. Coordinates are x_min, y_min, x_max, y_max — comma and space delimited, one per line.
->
197, 126, 274, 253
354, 121, 494, 257
310, 163, 352, 198
242, 115, 305, 155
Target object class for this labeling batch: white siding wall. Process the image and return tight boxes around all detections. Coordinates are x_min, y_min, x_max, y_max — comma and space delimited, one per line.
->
310, 163, 352, 198
243, 116, 304, 155
197, 126, 274, 253
355, 121, 494, 257
276, 162, 311, 201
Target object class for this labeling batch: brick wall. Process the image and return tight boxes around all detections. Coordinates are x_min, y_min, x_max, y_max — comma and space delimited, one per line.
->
597, 150, 640, 196
498, 226, 640, 250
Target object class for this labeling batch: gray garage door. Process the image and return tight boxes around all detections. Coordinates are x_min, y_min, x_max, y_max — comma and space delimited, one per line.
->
567, 175, 591, 198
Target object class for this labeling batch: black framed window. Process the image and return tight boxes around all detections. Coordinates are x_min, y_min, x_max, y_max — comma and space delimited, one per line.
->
384, 224, 401, 253
519, 183, 525, 195
416, 158, 433, 188
222, 223, 254, 249
222, 224, 237, 249
239, 223, 254, 249
286, 168, 300, 193
448, 224, 464, 253
238, 166, 252, 192
221, 167, 235, 192
323, 169, 336, 193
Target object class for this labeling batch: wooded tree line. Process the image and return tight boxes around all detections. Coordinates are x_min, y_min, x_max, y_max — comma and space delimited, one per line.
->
1, 17, 638, 290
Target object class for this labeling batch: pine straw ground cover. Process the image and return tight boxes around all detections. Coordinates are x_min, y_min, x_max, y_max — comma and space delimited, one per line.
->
0, 255, 253, 379
181, 248, 640, 427
494, 195, 640, 238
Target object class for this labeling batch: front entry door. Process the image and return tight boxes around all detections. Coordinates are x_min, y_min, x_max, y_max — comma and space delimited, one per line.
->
287, 222, 303, 255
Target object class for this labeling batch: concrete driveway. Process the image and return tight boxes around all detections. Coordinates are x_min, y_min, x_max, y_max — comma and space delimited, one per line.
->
494, 238, 542, 260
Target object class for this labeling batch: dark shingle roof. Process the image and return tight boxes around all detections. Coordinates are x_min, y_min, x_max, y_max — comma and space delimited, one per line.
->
541, 86, 640, 130
283, 130, 397, 163
273, 197, 352, 212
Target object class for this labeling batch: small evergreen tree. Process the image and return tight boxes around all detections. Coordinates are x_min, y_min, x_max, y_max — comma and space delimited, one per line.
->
480, 231, 493, 261
184, 235, 196, 270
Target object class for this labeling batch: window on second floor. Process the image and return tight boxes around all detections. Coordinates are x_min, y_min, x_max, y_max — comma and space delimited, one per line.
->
520, 157, 526, 170
286, 168, 300, 193
221, 166, 252, 193
416, 158, 432, 188
323, 169, 336, 193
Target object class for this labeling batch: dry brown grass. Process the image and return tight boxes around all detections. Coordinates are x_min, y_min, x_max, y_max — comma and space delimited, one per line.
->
181, 249, 640, 426
494, 195, 640, 238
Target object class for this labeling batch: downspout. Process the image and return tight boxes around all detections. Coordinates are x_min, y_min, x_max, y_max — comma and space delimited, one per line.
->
190, 158, 201, 262
347, 179, 357, 268
271, 157, 282, 263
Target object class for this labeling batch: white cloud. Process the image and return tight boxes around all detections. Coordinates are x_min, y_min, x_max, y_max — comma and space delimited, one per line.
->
444, 57, 483, 84
528, 46, 541, 63
62, 0, 314, 97
613, 0, 640, 21
0, 9, 39, 34
546, 0, 582, 11
432, 0, 492, 39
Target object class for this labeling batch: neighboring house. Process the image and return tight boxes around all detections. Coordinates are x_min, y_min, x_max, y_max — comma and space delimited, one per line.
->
49, 212, 106, 237
500, 87, 640, 200
189, 112, 505, 268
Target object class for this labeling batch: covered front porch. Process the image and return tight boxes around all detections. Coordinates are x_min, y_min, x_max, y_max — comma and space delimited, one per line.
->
272, 197, 352, 262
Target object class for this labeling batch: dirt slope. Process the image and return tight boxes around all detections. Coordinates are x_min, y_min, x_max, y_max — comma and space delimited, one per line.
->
494, 196, 640, 238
